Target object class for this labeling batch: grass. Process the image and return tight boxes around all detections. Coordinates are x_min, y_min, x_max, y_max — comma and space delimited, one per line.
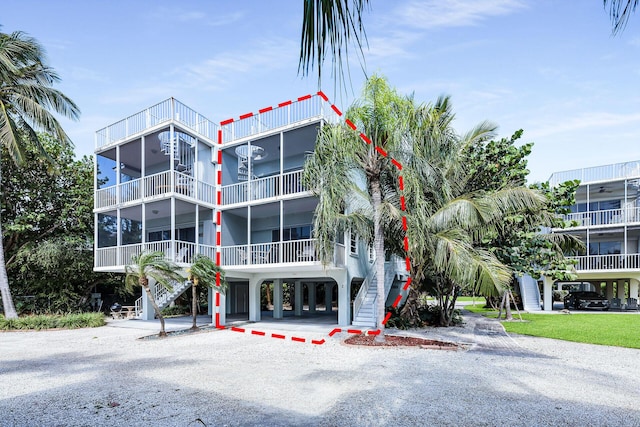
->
464, 304, 640, 349
0, 313, 105, 330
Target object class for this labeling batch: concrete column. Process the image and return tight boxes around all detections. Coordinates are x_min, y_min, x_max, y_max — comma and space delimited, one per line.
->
542, 276, 554, 311
308, 283, 317, 313
207, 287, 213, 315
141, 285, 155, 320
616, 280, 626, 300
325, 283, 333, 312
629, 278, 639, 300
335, 270, 350, 326
606, 280, 614, 300
216, 292, 226, 326
273, 280, 283, 319
249, 278, 263, 322
294, 281, 303, 316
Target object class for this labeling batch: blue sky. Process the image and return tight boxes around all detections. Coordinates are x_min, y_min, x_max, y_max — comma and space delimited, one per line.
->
3, 0, 640, 182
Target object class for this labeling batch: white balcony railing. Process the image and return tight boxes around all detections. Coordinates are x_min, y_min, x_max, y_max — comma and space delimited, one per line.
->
220, 95, 332, 143
220, 239, 345, 267
569, 254, 640, 271
549, 160, 640, 186
560, 207, 640, 228
95, 241, 217, 268
221, 169, 306, 205
95, 171, 215, 209
96, 98, 217, 150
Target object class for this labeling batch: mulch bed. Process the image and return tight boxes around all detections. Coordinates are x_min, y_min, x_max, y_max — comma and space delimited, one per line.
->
344, 334, 461, 350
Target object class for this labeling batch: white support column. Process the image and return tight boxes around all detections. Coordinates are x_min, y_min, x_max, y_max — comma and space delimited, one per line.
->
630, 278, 639, 300
617, 280, 626, 300
216, 291, 226, 326
325, 283, 333, 312
606, 280, 614, 300
273, 280, 283, 319
308, 283, 317, 314
249, 278, 263, 322
141, 282, 155, 320
335, 270, 350, 326
294, 281, 303, 316
543, 275, 554, 311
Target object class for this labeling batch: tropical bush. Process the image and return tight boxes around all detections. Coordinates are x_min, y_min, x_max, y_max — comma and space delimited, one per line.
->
0, 313, 105, 330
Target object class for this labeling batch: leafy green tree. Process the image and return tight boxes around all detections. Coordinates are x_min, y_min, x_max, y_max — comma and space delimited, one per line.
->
462, 130, 582, 317
394, 99, 547, 326
124, 251, 184, 337
0, 29, 80, 318
187, 255, 227, 330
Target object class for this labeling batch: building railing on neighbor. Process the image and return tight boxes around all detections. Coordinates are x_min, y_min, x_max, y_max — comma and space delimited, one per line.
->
220, 239, 345, 267
220, 95, 337, 143
569, 254, 640, 271
560, 207, 640, 227
549, 160, 640, 186
95, 171, 215, 209
221, 169, 306, 205
95, 98, 218, 150
95, 241, 216, 268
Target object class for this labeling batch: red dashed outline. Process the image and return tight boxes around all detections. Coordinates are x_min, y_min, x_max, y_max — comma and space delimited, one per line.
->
213, 92, 412, 345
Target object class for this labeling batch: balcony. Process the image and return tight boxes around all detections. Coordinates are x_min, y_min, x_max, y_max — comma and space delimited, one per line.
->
559, 207, 640, 228
95, 171, 215, 210
95, 241, 216, 269
220, 239, 345, 267
96, 98, 218, 150
220, 95, 337, 144
221, 169, 307, 206
549, 160, 640, 186
569, 254, 640, 271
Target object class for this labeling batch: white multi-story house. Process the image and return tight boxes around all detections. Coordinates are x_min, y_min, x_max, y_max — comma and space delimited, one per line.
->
93, 95, 408, 327
546, 160, 640, 309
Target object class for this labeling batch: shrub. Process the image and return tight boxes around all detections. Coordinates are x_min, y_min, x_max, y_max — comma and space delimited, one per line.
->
161, 305, 189, 316
0, 313, 105, 330
385, 303, 463, 329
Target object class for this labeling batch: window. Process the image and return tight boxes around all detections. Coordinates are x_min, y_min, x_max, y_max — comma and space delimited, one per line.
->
271, 225, 311, 242
350, 231, 358, 255
148, 227, 195, 242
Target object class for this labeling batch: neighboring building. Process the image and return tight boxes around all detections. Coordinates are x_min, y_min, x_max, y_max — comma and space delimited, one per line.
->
93, 96, 408, 327
546, 160, 640, 310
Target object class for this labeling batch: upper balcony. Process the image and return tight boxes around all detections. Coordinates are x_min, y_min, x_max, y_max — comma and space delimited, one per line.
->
549, 160, 640, 186
95, 98, 218, 151
558, 206, 640, 229
219, 94, 338, 145
568, 253, 640, 272
95, 170, 216, 210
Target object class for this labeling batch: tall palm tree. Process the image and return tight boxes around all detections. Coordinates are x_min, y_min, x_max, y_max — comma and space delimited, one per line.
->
0, 29, 80, 319
124, 251, 184, 337
187, 254, 227, 330
304, 75, 413, 340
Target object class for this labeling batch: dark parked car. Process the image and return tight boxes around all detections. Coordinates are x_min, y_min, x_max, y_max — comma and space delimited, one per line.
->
563, 291, 609, 310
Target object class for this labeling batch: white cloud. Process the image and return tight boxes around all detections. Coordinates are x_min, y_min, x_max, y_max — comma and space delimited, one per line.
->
528, 111, 640, 139
394, 0, 527, 30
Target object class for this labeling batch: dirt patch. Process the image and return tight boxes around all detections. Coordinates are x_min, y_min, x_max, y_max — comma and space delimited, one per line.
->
344, 334, 461, 350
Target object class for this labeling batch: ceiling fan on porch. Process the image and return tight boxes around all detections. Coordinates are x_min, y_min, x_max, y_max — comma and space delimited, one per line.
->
598, 186, 613, 193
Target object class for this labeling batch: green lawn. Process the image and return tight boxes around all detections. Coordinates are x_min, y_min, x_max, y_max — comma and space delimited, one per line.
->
464, 304, 640, 349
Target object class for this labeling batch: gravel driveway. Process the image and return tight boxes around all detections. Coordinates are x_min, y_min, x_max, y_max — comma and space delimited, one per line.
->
1, 312, 639, 426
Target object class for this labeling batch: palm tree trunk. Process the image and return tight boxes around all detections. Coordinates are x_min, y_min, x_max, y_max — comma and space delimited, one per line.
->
142, 283, 167, 337
0, 211, 18, 319
371, 178, 386, 342
191, 283, 198, 330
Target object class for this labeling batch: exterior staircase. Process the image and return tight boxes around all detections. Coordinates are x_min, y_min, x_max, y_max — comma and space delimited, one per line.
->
133, 280, 192, 318
352, 258, 409, 327
518, 274, 542, 311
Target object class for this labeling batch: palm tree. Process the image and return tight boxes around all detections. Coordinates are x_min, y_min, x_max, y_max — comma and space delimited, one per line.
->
124, 251, 184, 337
187, 254, 227, 330
0, 29, 80, 319
605, 0, 639, 34
395, 96, 548, 326
299, 0, 370, 87
304, 75, 413, 340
